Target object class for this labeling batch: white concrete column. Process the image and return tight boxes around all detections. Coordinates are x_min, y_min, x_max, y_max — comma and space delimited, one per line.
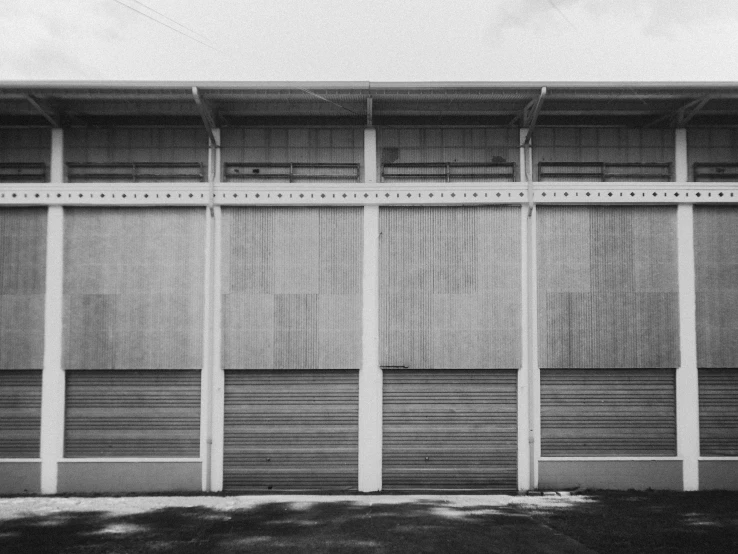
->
677, 204, 700, 491
364, 128, 377, 183
210, 129, 222, 183
50, 128, 64, 183
517, 205, 531, 491
210, 206, 224, 492
358, 205, 382, 491
40, 206, 64, 494
675, 128, 689, 183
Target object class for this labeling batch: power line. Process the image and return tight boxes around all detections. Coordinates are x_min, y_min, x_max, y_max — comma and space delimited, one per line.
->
128, 0, 211, 42
112, 0, 219, 51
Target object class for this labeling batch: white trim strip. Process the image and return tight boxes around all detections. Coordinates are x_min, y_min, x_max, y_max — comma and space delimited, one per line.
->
59, 458, 203, 463
540, 457, 684, 462
517, 203, 530, 492
699, 457, 738, 461
210, 206, 225, 492
0, 459, 42, 463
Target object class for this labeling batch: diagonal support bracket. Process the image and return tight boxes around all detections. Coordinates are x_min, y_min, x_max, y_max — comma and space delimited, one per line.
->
192, 86, 219, 147
26, 95, 61, 127
647, 95, 712, 128
523, 87, 547, 146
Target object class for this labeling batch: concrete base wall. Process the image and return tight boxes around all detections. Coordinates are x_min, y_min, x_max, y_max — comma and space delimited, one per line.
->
57, 461, 202, 494
538, 460, 683, 491
0, 462, 41, 495
699, 460, 738, 490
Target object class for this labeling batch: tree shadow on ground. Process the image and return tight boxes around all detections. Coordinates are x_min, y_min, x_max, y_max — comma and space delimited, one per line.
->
0, 492, 736, 554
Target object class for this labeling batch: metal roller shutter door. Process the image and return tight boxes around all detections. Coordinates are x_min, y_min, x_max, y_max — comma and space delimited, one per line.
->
383, 369, 517, 491
224, 370, 359, 492
0, 370, 42, 458
699, 369, 738, 456
64, 370, 201, 458
540, 369, 676, 456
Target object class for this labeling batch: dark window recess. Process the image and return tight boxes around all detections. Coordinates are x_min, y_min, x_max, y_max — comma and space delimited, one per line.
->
0, 163, 48, 183
381, 162, 515, 182
66, 162, 205, 182
538, 162, 672, 182
694, 163, 738, 182
381, 148, 400, 165
224, 163, 360, 182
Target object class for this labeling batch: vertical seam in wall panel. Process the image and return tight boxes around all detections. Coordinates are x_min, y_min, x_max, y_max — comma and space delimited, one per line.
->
40, 206, 64, 494
677, 204, 700, 490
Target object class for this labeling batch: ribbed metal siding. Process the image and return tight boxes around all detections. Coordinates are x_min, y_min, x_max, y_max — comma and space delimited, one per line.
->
687, 129, 738, 181
65, 128, 208, 165
0, 129, 50, 167
541, 369, 677, 456
377, 128, 519, 181
223, 370, 358, 492
694, 207, 738, 367
380, 206, 521, 369
0, 208, 47, 370
63, 208, 205, 369
532, 128, 674, 175
538, 206, 679, 368
221, 128, 364, 181
64, 370, 201, 458
222, 207, 362, 369
699, 369, 738, 456
383, 370, 517, 491
0, 370, 42, 458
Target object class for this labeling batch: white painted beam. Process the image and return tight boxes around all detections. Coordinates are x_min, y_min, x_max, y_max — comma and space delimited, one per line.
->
210, 206, 225, 492
358, 205, 381, 491
518, 204, 531, 492
50, 128, 64, 183
364, 128, 377, 184
675, 129, 689, 183
677, 204, 700, 491
200, 206, 214, 492
40, 206, 64, 494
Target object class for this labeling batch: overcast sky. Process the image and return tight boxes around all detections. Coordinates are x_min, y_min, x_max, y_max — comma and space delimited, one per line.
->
2, 0, 737, 82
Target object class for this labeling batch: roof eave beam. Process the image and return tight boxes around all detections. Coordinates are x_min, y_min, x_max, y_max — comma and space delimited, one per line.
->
523, 87, 546, 146
25, 95, 61, 127
192, 86, 219, 146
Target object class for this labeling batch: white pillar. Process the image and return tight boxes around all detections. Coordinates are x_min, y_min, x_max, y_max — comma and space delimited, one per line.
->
200, 206, 214, 492
677, 204, 700, 491
50, 128, 64, 183
210, 129, 222, 183
518, 205, 531, 491
358, 205, 382, 491
675, 128, 688, 183
210, 206, 224, 492
39, 206, 64, 494
364, 128, 377, 183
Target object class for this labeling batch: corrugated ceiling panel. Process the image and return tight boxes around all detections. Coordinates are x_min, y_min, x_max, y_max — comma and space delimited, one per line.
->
383, 369, 517, 490
695, 206, 738, 367
699, 369, 738, 456
64, 370, 201, 458
541, 369, 677, 456
222, 207, 362, 369
380, 206, 521, 369
65, 128, 208, 164
0, 208, 47, 370
63, 208, 205, 369
538, 206, 679, 368
223, 370, 358, 492
0, 370, 42, 457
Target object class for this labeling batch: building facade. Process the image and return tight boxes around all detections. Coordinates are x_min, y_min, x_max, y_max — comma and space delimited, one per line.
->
0, 82, 737, 494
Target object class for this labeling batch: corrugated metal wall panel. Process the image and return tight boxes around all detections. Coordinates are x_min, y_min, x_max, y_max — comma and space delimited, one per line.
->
221, 128, 364, 180
63, 208, 205, 369
694, 206, 738, 367
538, 206, 679, 368
65, 128, 208, 165
377, 128, 519, 181
687, 129, 738, 181
223, 370, 358, 492
383, 369, 517, 490
64, 370, 200, 458
699, 369, 738, 456
222, 207, 362, 369
0, 370, 42, 457
541, 369, 677, 456
0, 129, 50, 166
380, 206, 521, 369
533, 128, 674, 173
0, 208, 47, 370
